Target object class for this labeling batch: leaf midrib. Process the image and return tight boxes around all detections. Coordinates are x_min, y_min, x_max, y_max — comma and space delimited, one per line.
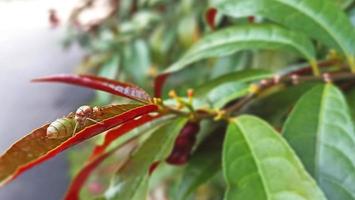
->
314, 84, 328, 182
315, 85, 355, 198
234, 120, 271, 199
188, 37, 312, 60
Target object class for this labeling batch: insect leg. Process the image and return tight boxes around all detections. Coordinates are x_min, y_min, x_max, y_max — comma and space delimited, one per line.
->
73, 121, 79, 135
86, 118, 104, 125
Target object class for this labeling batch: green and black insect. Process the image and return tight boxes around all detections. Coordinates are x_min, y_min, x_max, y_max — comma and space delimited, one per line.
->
46, 105, 102, 139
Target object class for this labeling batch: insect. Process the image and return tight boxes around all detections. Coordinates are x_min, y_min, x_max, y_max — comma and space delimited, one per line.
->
46, 105, 102, 139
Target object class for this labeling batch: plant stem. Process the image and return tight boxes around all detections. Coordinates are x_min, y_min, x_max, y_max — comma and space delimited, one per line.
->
223, 72, 355, 116
162, 59, 355, 120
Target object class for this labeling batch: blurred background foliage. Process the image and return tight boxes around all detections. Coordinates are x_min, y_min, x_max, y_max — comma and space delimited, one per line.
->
63, 1, 216, 198
59, 0, 355, 199
63, 0, 209, 101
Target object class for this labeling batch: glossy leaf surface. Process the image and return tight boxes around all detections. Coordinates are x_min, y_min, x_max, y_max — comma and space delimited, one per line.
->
215, 0, 355, 67
155, 24, 316, 95
206, 82, 249, 109
33, 74, 152, 103
164, 24, 316, 74
224, 116, 326, 200
0, 104, 157, 186
283, 84, 355, 199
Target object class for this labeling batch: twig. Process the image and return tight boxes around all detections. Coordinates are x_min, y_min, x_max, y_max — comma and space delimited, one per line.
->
223, 72, 355, 116
162, 60, 355, 120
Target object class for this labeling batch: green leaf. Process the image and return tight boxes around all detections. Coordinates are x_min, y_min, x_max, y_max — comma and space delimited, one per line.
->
215, 0, 355, 70
224, 115, 326, 200
196, 69, 273, 96
93, 55, 120, 105
131, 175, 149, 200
165, 24, 317, 75
346, 88, 355, 120
283, 84, 355, 200
177, 14, 199, 48
177, 126, 225, 200
206, 82, 250, 109
104, 118, 187, 200
335, 0, 354, 8
251, 50, 298, 70
209, 52, 250, 79
123, 39, 151, 86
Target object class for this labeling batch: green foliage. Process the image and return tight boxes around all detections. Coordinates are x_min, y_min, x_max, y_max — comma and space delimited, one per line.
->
1, 0, 355, 199
283, 84, 355, 200
105, 118, 187, 200
67, 0, 355, 197
195, 69, 273, 95
207, 82, 249, 109
165, 24, 317, 74
248, 82, 318, 127
215, 0, 355, 70
176, 126, 225, 200
223, 116, 326, 200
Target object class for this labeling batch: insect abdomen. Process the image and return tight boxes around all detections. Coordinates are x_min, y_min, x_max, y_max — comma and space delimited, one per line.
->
47, 118, 76, 139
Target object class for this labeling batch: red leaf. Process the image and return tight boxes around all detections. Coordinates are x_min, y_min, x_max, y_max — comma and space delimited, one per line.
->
154, 73, 170, 98
64, 137, 141, 200
148, 161, 160, 175
90, 114, 160, 159
64, 114, 162, 199
32, 74, 152, 103
0, 104, 158, 186
166, 121, 200, 165
64, 150, 112, 200
205, 8, 217, 30
248, 16, 255, 23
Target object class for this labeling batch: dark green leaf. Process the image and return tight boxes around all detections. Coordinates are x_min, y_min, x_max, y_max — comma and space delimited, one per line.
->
224, 115, 326, 200
346, 88, 355, 120
215, 0, 355, 70
164, 24, 317, 75
283, 84, 355, 199
248, 82, 317, 128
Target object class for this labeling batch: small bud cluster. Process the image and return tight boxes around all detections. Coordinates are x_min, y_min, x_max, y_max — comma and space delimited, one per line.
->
168, 89, 195, 112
